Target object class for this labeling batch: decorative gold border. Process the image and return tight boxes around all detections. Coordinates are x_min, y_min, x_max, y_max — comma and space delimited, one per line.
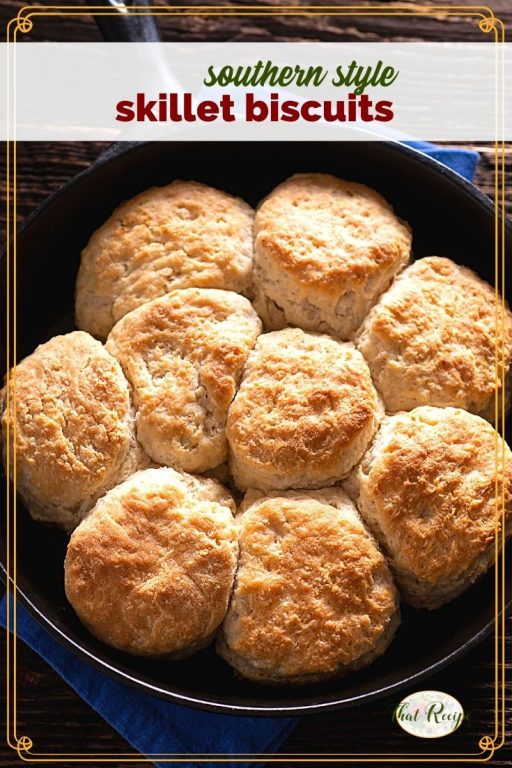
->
3, 3, 508, 763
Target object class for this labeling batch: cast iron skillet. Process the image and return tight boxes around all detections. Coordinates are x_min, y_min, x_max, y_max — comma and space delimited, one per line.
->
1, 1, 511, 715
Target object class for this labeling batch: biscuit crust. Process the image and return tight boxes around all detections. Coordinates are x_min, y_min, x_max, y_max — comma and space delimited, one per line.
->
65, 467, 238, 657
106, 288, 262, 473
252, 173, 411, 338
356, 256, 512, 420
217, 488, 399, 683
347, 406, 512, 609
75, 180, 255, 338
226, 328, 382, 491
0, 332, 148, 532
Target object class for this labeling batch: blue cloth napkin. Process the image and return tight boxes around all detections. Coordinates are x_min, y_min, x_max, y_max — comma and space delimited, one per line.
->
1, 596, 296, 766
1, 141, 478, 767
406, 141, 479, 183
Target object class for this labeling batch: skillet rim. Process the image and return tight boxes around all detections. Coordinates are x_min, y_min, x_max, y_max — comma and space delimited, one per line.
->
1, 138, 510, 715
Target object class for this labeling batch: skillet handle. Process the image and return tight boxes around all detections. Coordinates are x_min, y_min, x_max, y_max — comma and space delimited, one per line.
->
85, 0, 162, 42
86, 0, 163, 164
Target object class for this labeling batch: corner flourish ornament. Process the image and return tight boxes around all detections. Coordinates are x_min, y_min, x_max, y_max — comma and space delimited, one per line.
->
479, 735, 496, 754
479, 15, 498, 34
15, 735, 33, 757
15, 9, 34, 34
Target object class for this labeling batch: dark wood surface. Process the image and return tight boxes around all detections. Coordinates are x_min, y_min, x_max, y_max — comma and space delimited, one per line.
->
1, 1, 511, 766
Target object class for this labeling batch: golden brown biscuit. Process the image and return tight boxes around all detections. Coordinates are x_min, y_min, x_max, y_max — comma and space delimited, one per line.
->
252, 173, 411, 339
0, 331, 148, 533
226, 328, 383, 491
65, 466, 238, 657
106, 288, 262, 473
346, 406, 512, 609
75, 180, 254, 338
356, 256, 512, 420
217, 487, 399, 684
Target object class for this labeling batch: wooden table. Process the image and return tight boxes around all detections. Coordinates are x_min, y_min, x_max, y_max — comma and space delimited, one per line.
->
1, 1, 511, 765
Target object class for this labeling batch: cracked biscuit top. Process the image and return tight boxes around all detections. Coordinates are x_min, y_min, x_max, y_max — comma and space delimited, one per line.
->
226, 327, 382, 491
106, 288, 262, 473
75, 180, 255, 339
347, 406, 512, 608
356, 256, 512, 420
0, 331, 148, 532
64, 467, 238, 657
252, 173, 411, 339
217, 487, 399, 683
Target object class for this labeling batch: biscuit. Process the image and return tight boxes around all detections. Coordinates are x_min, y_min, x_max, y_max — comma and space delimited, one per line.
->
0, 331, 148, 533
346, 406, 512, 609
106, 288, 262, 473
65, 466, 238, 657
226, 328, 383, 491
217, 487, 399, 684
75, 180, 254, 339
252, 173, 411, 339
356, 256, 512, 420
